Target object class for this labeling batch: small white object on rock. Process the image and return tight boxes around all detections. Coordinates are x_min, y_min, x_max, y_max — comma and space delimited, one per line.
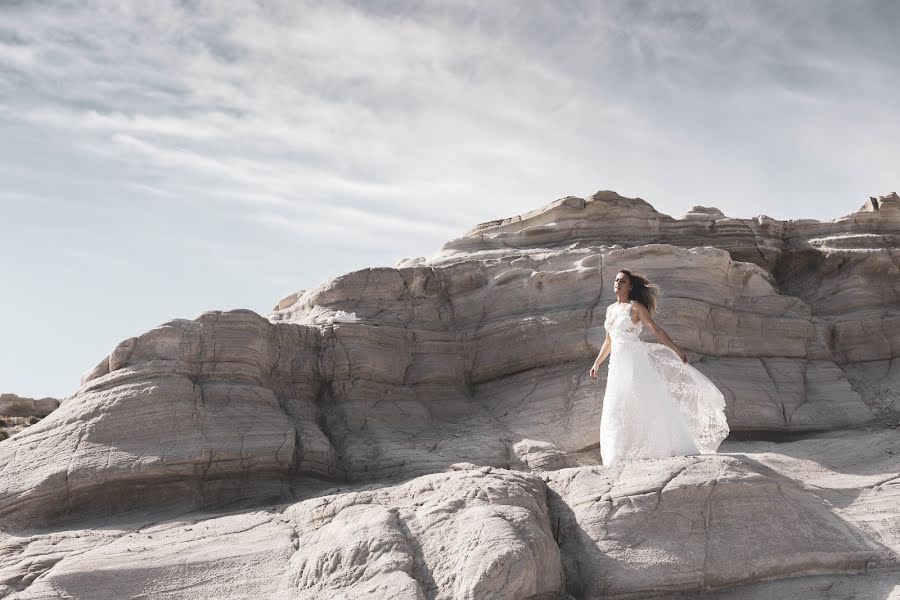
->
328, 310, 359, 324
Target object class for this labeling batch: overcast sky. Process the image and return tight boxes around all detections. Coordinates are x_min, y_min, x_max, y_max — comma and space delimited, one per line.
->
2, 0, 898, 398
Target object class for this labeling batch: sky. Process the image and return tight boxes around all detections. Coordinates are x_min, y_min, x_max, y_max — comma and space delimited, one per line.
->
1, 0, 898, 398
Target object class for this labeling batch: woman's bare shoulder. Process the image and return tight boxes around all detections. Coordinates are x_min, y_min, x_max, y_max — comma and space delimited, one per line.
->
631, 301, 651, 316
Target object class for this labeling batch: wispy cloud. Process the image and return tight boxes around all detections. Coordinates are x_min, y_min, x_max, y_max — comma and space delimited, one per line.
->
3, 1, 899, 228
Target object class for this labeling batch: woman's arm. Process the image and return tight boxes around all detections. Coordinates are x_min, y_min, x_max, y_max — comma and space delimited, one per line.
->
589, 332, 612, 379
632, 303, 689, 363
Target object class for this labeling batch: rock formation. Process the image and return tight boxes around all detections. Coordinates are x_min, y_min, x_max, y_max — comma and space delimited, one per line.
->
0, 190, 898, 599
0, 394, 59, 442
0, 395, 59, 418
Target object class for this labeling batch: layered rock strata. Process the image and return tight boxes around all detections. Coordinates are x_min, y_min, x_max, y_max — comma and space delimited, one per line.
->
1, 190, 898, 598
2, 432, 896, 599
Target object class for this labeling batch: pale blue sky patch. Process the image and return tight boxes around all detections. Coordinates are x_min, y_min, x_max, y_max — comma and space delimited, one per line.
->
1, 0, 898, 397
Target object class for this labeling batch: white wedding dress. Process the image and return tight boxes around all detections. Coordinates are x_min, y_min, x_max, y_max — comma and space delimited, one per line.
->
599, 300, 729, 464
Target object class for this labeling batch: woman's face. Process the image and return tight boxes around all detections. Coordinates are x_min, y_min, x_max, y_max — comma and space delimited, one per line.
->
614, 272, 632, 296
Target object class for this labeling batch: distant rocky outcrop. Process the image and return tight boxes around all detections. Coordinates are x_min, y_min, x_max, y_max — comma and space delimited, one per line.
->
0, 394, 59, 418
0, 394, 60, 441
1, 190, 898, 599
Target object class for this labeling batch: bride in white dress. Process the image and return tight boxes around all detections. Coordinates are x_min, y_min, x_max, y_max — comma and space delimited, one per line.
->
589, 269, 730, 464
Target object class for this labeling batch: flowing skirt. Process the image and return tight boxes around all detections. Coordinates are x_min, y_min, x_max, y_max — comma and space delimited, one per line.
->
600, 340, 729, 465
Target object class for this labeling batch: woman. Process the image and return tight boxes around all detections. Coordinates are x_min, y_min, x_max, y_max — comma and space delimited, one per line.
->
589, 269, 729, 464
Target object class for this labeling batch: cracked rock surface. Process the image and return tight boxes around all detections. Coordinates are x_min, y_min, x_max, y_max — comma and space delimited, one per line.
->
1, 190, 899, 598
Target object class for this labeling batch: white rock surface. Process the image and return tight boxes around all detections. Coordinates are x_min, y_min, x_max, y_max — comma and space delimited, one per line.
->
1, 467, 563, 599
2, 433, 897, 599
545, 451, 885, 597
1, 189, 898, 598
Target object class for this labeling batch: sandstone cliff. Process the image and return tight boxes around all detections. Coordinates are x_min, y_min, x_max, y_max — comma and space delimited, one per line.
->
0, 191, 897, 599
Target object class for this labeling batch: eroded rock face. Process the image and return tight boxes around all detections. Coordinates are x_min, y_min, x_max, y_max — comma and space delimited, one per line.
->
2, 432, 896, 599
545, 455, 880, 597
0, 310, 339, 528
1, 190, 898, 597
1, 467, 564, 600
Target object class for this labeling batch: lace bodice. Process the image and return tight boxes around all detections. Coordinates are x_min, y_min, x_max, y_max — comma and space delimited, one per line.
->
604, 300, 644, 343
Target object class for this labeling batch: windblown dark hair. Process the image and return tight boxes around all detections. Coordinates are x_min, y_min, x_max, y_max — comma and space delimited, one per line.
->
618, 269, 660, 314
